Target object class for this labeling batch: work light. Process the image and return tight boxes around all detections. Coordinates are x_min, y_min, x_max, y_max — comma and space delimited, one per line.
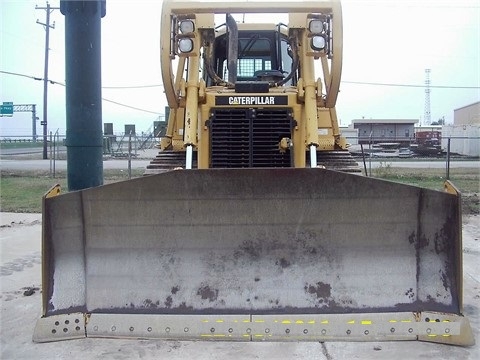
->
179, 20, 195, 34
311, 35, 326, 51
178, 38, 194, 53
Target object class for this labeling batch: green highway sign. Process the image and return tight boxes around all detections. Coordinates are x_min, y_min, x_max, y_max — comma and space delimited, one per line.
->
1, 102, 14, 116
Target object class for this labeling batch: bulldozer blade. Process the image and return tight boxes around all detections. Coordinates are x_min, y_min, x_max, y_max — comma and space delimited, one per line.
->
34, 168, 474, 345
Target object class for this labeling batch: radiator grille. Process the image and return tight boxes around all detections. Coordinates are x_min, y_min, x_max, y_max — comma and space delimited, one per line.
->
210, 108, 293, 168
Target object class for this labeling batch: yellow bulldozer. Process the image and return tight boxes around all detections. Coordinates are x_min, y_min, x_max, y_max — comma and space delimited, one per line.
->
34, 0, 474, 346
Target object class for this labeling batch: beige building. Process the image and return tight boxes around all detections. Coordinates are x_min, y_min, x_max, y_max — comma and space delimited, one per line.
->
442, 101, 480, 156
453, 101, 480, 125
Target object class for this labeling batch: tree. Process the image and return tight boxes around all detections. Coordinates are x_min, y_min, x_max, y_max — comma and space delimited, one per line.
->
431, 116, 445, 125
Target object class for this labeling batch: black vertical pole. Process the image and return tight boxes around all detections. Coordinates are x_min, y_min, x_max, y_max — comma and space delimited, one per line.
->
360, 143, 368, 176
446, 138, 451, 180
61, 0, 106, 191
32, 104, 37, 142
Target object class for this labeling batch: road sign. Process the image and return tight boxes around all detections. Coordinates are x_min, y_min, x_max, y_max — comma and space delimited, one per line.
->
1, 102, 14, 116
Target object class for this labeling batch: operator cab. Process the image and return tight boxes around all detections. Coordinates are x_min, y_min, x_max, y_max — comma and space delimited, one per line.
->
205, 29, 296, 87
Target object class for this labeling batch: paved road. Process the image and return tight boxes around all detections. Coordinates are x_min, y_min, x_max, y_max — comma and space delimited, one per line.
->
0, 158, 152, 171
1, 146, 478, 171
1, 157, 478, 171
0, 148, 156, 171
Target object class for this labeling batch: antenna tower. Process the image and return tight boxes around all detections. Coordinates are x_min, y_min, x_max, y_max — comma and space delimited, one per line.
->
424, 69, 431, 126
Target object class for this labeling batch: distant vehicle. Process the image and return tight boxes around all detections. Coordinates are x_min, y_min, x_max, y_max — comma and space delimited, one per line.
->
398, 147, 413, 158
411, 130, 442, 156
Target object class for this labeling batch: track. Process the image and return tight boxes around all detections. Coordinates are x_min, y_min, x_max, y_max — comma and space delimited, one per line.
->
144, 150, 198, 174
315, 150, 361, 173
145, 149, 361, 174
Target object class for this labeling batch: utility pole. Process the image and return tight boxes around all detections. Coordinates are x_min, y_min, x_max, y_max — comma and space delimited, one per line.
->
36, 2, 59, 160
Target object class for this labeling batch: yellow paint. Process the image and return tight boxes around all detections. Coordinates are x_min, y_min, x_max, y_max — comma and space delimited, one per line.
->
199, 334, 227, 338
361, 320, 372, 325
159, 0, 348, 168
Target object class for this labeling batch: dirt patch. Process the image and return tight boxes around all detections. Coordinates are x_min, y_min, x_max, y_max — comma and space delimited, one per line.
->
305, 281, 331, 299
196, 285, 218, 302
463, 193, 479, 215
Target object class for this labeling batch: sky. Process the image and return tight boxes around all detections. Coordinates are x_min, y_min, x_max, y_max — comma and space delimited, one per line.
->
1, 0, 479, 138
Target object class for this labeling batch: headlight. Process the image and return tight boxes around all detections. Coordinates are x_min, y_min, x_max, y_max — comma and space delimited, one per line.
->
179, 20, 195, 34
178, 38, 194, 53
311, 36, 326, 51
309, 19, 324, 34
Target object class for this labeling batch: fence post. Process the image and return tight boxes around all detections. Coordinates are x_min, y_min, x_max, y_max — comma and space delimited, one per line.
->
369, 131, 373, 177
49, 131, 53, 177
128, 131, 132, 179
360, 143, 368, 176
446, 138, 451, 180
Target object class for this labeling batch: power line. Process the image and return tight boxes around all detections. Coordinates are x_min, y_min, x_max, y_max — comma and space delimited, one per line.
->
0, 70, 43, 81
341, 80, 480, 89
2, 70, 479, 116
102, 98, 161, 115
0, 71, 164, 89
4, 70, 479, 90
103, 84, 163, 89
0, 70, 161, 114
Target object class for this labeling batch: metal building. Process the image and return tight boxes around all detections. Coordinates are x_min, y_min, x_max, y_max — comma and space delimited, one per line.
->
352, 119, 418, 145
442, 101, 480, 157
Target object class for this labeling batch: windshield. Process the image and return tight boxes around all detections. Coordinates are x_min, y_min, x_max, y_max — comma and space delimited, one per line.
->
211, 31, 294, 84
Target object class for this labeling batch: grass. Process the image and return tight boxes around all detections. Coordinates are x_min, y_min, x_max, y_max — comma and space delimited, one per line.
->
371, 162, 478, 191
0, 141, 46, 149
0, 169, 145, 213
371, 162, 479, 214
1, 166, 479, 214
